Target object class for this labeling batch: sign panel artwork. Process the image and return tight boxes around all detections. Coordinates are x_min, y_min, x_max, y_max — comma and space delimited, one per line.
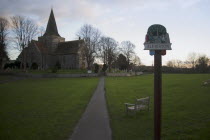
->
144, 24, 172, 50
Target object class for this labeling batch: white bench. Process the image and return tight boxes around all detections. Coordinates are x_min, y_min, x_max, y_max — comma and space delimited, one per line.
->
125, 97, 150, 115
203, 79, 210, 86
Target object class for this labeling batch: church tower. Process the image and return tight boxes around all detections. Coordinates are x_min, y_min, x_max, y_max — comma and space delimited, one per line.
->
44, 9, 60, 37
38, 9, 65, 53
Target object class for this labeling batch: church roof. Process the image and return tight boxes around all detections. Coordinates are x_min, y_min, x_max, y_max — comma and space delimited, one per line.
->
55, 40, 84, 55
33, 41, 48, 53
43, 9, 60, 36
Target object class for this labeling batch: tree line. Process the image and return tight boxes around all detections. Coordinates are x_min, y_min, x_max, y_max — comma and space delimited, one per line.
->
0, 15, 141, 72
0, 16, 41, 70
165, 52, 210, 73
76, 24, 141, 72
1, 15, 209, 73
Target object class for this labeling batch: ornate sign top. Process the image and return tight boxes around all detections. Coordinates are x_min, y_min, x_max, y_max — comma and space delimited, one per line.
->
144, 24, 172, 50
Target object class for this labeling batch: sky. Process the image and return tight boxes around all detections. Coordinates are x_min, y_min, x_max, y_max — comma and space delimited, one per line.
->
1, 0, 210, 65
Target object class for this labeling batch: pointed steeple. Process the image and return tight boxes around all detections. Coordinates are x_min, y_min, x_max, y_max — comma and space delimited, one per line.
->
44, 9, 60, 36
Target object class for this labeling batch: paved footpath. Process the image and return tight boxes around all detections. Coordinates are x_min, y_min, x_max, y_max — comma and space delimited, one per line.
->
69, 77, 112, 140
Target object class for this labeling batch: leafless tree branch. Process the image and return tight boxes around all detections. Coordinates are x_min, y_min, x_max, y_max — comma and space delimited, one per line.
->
77, 24, 101, 69
0, 17, 9, 69
10, 16, 38, 70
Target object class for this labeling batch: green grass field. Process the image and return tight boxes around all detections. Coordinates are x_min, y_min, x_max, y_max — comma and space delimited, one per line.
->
106, 74, 210, 140
0, 77, 98, 140
0, 75, 12, 81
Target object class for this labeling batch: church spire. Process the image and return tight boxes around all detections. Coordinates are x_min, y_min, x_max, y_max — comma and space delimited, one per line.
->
44, 9, 60, 36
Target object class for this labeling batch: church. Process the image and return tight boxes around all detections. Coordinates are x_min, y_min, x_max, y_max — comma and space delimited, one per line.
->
18, 9, 86, 69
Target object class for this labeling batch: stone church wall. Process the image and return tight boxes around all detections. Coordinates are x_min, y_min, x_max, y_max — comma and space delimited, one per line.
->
38, 35, 65, 53
25, 45, 42, 68
45, 55, 57, 69
58, 54, 79, 69
43, 54, 79, 69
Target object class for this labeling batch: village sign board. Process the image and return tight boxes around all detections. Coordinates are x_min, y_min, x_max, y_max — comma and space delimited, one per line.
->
144, 24, 172, 51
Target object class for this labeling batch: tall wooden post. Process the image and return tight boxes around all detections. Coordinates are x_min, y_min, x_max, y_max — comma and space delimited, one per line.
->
144, 24, 171, 140
154, 50, 162, 140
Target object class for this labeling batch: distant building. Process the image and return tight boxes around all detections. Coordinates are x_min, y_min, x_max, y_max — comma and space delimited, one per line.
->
18, 9, 87, 69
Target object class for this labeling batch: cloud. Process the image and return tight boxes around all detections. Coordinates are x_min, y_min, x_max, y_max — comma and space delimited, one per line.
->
1, 0, 209, 63
0, 0, 101, 23
177, 0, 202, 8
0, 0, 203, 23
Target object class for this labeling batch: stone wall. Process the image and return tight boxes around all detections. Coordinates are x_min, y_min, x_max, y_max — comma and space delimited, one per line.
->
2, 73, 98, 78
107, 72, 143, 77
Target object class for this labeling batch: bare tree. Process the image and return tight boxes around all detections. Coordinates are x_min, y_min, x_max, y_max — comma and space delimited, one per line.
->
208, 59, 210, 66
176, 60, 183, 68
99, 36, 118, 71
187, 52, 197, 69
39, 26, 45, 36
120, 41, 136, 71
0, 17, 9, 69
132, 55, 141, 66
130, 55, 141, 72
77, 24, 101, 70
166, 60, 174, 67
166, 59, 183, 68
195, 55, 209, 73
11, 16, 38, 70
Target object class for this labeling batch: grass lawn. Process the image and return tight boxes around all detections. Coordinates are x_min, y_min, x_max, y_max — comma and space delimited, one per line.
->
0, 75, 12, 81
106, 74, 210, 140
0, 77, 98, 140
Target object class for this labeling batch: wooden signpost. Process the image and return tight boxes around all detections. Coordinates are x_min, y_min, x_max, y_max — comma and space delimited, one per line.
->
144, 24, 172, 140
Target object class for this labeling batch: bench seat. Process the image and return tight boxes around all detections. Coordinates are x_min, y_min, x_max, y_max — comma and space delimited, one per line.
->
125, 97, 150, 115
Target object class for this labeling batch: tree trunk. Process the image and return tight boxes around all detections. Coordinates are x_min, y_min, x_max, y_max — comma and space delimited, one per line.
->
87, 61, 91, 70
108, 65, 111, 72
0, 59, 2, 70
23, 48, 26, 71
127, 59, 130, 72
41, 54, 43, 70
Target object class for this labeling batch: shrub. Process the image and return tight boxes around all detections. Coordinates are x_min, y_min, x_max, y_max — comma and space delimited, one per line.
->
102, 64, 108, 72
94, 63, 99, 73
55, 61, 61, 69
51, 67, 57, 73
14, 61, 21, 69
31, 62, 38, 70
